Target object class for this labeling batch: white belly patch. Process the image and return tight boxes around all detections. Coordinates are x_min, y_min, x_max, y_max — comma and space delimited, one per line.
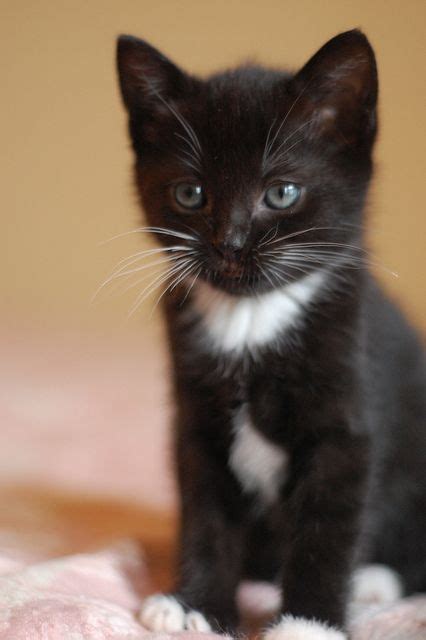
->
229, 406, 288, 504
191, 270, 325, 355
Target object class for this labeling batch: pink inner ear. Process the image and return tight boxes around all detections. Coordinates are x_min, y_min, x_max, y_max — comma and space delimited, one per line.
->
307, 105, 338, 138
317, 106, 337, 124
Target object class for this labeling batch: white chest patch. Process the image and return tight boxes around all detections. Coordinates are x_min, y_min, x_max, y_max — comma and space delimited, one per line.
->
192, 270, 326, 355
229, 406, 288, 504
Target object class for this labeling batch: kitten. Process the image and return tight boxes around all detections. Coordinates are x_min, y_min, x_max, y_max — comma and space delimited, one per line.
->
116, 30, 426, 639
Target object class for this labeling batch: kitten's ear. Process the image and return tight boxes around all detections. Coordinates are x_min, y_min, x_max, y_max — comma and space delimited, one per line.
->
293, 30, 378, 147
116, 35, 188, 113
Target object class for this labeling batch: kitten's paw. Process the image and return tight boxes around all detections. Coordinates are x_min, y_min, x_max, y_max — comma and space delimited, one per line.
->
185, 610, 213, 632
140, 594, 186, 632
139, 593, 212, 633
351, 564, 402, 606
263, 615, 346, 640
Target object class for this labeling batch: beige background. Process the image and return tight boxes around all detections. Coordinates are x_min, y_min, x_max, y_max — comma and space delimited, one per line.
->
2, 0, 425, 336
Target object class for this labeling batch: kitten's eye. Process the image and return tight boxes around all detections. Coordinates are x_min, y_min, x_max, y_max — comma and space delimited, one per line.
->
174, 183, 205, 210
264, 183, 301, 210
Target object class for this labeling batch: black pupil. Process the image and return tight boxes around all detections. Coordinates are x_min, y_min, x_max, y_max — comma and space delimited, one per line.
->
184, 185, 200, 202
278, 184, 293, 198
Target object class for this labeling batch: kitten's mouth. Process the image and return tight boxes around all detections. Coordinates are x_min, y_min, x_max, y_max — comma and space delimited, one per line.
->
203, 262, 258, 295
220, 263, 245, 279
201, 250, 305, 295
202, 254, 250, 292
207, 273, 251, 295
201, 257, 310, 296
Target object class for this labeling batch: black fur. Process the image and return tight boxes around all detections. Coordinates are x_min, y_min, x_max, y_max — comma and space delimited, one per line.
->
116, 30, 426, 633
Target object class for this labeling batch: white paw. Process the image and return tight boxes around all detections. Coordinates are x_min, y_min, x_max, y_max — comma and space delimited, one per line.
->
186, 610, 213, 632
140, 595, 186, 632
237, 580, 282, 618
351, 564, 403, 607
263, 615, 346, 640
139, 594, 212, 633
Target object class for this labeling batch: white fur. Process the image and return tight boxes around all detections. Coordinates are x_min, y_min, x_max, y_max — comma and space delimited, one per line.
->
237, 580, 282, 618
139, 594, 211, 633
185, 610, 213, 632
229, 406, 288, 504
140, 595, 185, 632
351, 564, 403, 606
192, 270, 326, 355
263, 615, 346, 640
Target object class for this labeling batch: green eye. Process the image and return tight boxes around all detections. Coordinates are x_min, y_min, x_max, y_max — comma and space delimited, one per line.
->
174, 183, 205, 209
264, 183, 301, 210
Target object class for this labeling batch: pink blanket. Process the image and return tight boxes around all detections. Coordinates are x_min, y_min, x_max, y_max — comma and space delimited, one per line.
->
0, 332, 425, 639
0, 540, 425, 640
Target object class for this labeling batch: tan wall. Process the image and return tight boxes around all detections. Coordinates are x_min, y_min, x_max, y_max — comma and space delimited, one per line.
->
2, 0, 425, 333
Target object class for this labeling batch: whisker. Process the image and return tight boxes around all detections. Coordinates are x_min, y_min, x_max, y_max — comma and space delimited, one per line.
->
92, 248, 196, 303
272, 254, 359, 270
266, 249, 365, 266
156, 97, 202, 156
265, 264, 293, 288
100, 253, 194, 303
127, 257, 195, 319
142, 75, 202, 152
258, 223, 279, 246
259, 226, 322, 248
255, 256, 277, 290
170, 260, 200, 293
145, 83, 203, 170
264, 245, 398, 277
99, 226, 198, 246
262, 82, 311, 171
265, 238, 368, 253
264, 248, 365, 261
263, 256, 362, 293
264, 257, 312, 278
262, 117, 277, 167
267, 117, 316, 168
179, 264, 204, 307
176, 153, 201, 174
174, 132, 202, 170
127, 258, 189, 311
110, 245, 192, 274
110, 250, 197, 282
260, 225, 367, 249
94, 256, 178, 301
282, 242, 366, 251
150, 259, 200, 317
100, 264, 172, 301
140, 226, 200, 242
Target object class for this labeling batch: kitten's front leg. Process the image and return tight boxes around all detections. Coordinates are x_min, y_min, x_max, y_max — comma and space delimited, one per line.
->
140, 429, 245, 634
265, 431, 369, 640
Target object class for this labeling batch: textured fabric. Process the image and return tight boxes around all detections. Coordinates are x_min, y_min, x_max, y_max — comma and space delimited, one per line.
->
0, 540, 425, 639
0, 540, 222, 640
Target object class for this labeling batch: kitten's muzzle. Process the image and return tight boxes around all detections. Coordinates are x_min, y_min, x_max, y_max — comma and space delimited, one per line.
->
210, 221, 251, 279
210, 247, 246, 279
218, 259, 245, 279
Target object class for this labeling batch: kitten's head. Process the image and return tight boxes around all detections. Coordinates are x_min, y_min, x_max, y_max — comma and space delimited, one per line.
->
117, 30, 377, 297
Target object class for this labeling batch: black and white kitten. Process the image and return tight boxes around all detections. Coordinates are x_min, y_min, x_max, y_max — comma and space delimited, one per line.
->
116, 30, 426, 639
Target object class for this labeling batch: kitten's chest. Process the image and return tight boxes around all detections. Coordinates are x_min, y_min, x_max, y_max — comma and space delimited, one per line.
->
176, 276, 327, 504
228, 364, 292, 504
190, 271, 325, 356
229, 402, 289, 505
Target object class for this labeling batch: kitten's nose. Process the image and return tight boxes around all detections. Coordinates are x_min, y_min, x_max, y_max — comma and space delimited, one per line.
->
216, 228, 247, 257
